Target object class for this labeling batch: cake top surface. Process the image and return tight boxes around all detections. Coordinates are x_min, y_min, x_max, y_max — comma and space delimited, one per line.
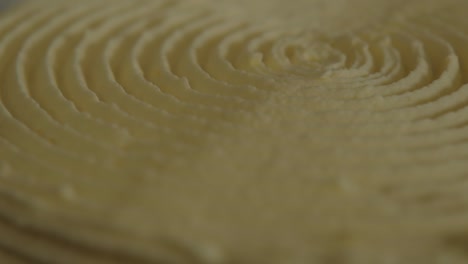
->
1, 0, 468, 263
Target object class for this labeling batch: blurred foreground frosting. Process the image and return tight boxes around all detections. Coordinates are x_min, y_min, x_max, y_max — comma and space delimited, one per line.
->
1, 0, 468, 263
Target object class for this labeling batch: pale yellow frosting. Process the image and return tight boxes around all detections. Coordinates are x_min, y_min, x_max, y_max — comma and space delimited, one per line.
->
1, 0, 468, 263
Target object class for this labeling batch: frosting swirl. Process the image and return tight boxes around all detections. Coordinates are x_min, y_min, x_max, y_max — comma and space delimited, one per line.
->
1, 0, 468, 263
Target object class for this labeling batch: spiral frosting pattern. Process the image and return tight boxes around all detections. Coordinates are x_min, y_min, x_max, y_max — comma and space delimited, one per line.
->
1, 0, 468, 263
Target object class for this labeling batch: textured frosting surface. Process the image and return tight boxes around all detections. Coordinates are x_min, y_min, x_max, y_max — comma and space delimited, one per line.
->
1, 0, 468, 263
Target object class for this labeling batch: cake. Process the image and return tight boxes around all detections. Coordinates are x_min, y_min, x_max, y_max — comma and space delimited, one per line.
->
1, 0, 468, 263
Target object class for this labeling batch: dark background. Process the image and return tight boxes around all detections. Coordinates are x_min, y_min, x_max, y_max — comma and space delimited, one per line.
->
0, 0, 17, 10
